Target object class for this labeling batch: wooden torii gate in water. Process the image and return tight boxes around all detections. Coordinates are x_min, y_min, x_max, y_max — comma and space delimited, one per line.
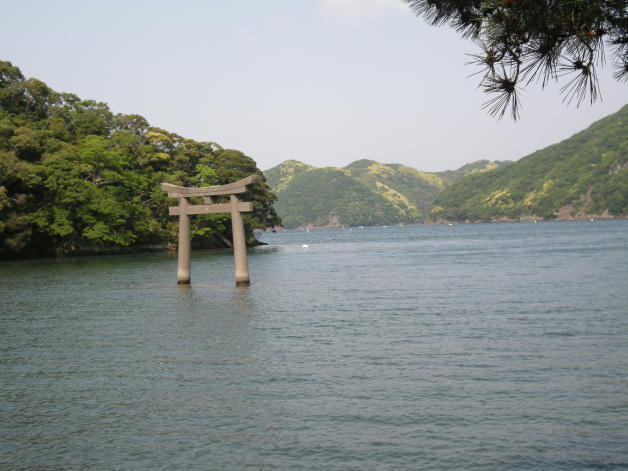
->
161, 175, 260, 286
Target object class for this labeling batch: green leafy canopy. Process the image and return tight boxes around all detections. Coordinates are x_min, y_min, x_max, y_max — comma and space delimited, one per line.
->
0, 61, 280, 258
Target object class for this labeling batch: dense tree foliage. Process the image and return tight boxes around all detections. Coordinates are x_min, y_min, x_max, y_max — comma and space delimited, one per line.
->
0, 61, 279, 258
404, 0, 628, 118
265, 158, 507, 228
431, 104, 628, 221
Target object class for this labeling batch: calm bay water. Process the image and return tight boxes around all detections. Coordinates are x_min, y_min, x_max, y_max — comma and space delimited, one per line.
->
1, 220, 627, 470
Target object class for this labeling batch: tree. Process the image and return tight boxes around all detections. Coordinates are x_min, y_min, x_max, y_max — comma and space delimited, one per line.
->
0, 61, 281, 257
404, 0, 628, 119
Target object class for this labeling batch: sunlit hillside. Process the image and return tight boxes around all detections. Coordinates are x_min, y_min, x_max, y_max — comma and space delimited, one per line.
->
265, 159, 509, 228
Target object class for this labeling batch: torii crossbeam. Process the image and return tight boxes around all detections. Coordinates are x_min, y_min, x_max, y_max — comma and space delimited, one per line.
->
161, 175, 260, 286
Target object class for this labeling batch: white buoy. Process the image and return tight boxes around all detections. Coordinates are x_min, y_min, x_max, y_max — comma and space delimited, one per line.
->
302, 244, 309, 249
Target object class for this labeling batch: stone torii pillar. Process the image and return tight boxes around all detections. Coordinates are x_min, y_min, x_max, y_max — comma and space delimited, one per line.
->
161, 175, 260, 286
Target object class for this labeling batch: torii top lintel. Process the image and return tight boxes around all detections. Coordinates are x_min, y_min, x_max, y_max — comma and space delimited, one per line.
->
160, 174, 260, 198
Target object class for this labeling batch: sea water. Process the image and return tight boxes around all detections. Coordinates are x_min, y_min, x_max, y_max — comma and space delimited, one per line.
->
1, 220, 627, 470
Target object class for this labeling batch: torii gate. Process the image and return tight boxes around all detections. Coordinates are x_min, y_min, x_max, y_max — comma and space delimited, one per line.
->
161, 175, 260, 286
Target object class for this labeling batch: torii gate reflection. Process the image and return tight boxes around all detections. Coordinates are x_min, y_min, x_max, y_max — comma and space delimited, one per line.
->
161, 175, 259, 286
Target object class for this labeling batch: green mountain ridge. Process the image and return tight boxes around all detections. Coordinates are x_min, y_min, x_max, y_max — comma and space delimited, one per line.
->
431, 104, 628, 222
265, 158, 510, 228
266, 106, 627, 228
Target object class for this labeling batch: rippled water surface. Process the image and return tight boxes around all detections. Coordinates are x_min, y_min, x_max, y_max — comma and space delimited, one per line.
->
2, 220, 628, 470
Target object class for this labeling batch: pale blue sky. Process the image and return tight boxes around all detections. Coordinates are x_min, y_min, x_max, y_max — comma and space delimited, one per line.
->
2, 0, 626, 171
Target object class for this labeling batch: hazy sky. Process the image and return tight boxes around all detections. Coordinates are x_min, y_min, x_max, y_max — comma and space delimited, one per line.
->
2, 0, 626, 171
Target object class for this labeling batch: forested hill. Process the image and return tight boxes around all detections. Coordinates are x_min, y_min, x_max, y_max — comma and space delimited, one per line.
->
264, 159, 509, 228
431, 105, 628, 222
0, 61, 279, 259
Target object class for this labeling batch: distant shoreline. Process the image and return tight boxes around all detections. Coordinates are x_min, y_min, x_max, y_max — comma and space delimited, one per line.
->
0, 239, 268, 262
272, 214, 625, 231
5, 217, 623, 260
